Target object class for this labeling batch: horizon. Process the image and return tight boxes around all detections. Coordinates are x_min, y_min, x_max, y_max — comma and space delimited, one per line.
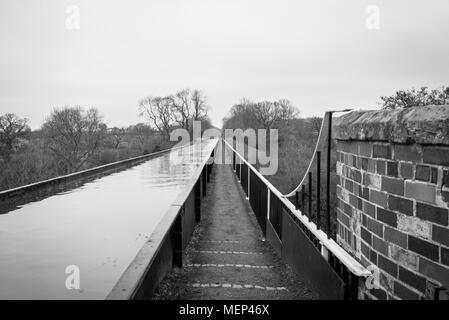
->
1, 0, 449, 130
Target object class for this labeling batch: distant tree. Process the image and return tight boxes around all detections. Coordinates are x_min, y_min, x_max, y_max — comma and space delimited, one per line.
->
42, 106, 106, 173
138, 96, 174, 139
223, 98, 299, 130
139, 88, 209, 138
128, 123, 153, 149
0, 113, 30, 159
109, 127, 126, 149
222, 98, 260, 130
380, 86, 449, 109
309, 117, 323, 135
170, 89, 192, 130
276, 99, 299, 123
191, 89, 209, 121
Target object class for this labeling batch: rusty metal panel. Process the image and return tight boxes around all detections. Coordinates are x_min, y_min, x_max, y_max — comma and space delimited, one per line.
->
281, 209, 345, 300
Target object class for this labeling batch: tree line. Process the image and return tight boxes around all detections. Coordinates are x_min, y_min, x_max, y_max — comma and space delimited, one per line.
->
0, 88, 211, 191
138, 88, 210, 139
1, 86, 447, 192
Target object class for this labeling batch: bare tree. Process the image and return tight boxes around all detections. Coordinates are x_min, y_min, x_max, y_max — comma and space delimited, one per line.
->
42, 106, 106, 173
276, 99, 299, 123
109, 127, 126, 149
253, 101, 276, 129
139, 96, 173, 139
191, 89, 208, 121
170, 89, 192, 130
309, 116, 323, 135
0, 113, 30, 158
128, 123, 153, 150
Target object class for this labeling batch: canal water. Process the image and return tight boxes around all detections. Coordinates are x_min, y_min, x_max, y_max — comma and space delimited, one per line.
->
0, 139, 217, 299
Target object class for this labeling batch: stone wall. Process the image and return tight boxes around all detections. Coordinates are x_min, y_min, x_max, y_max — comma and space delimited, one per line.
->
333, 105, 449, 300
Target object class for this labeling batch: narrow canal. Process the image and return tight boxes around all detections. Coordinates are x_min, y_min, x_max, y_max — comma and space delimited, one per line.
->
0, 139, 217, 299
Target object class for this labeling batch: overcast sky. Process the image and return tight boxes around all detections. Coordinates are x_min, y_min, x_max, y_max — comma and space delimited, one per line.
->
1, 0, 448, 129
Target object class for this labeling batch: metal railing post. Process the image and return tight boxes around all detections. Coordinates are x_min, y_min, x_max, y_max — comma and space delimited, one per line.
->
172, 206, 184, 268
267, 189, 271, 220
308, 172, 312, 219
195, 180, 201, 222
326, 112, 332, 238
247, 166, 250, 199
295, 191, 299, 210
317, 151, 321, 230
239, 161, 242, 182
301, 184, 305, 216
202, 167, 207, 196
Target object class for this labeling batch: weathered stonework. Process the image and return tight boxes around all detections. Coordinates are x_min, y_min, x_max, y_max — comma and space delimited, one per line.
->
334, 105, 449, 300
333, 105, 449, 145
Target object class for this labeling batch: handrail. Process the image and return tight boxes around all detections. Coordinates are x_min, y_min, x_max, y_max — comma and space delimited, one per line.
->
223, 138, 370, 278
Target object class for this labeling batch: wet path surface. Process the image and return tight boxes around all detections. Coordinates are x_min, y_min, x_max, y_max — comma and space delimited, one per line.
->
154, 164, 316, 300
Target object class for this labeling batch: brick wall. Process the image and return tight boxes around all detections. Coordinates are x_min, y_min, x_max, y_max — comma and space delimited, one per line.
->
333, 106, 449, 300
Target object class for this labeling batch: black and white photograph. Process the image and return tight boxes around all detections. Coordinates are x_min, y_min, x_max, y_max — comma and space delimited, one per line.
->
0, 0, 448, 307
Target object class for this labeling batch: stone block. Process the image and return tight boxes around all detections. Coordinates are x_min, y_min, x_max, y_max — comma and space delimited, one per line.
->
382, 176, 405, 196
415, 165, 430, 182
405, 181, 436, 204
423, 146, 449, 166
388, 195, 414, 216
397, 214, 431, 239
377, 207, 398, 228
432, 225, 449, 247
387, 161, 399, 178
389, 244, 418, 270
416, 202, 448, 226
398, 266, 427, 293
399, 162, 413, 179
370, 189, 388, 207
419, 258, 449, 286
408, 235, 439, 262
373, 144, 391, 159
384, 226, 407, 249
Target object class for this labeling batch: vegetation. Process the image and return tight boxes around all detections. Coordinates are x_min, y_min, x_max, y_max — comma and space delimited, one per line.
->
222, 98, 337, 236
380, 86, 449, 109
139, 88, 211, 139
0, 113, 31, 159
222, 98, 317, 194
2, 86, 447, 195
0, 88, 211, 191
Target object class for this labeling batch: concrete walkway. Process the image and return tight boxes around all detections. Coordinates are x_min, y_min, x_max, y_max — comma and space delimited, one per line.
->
154, 164, 316, 300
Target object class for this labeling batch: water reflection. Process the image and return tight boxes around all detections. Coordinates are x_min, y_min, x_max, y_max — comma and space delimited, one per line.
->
0, 139, 217, 299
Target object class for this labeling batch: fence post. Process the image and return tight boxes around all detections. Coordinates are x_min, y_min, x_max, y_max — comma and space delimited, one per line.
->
301, 185, 305, 215
267, 189, 271, 220
308, 172, 312, 219
195, 180, 201, 222
207, 164, 211, 183
295, 191, 299, 210
317, 151, 321, 230
247, 166, 250, 199
202, 167, 207, 196
172, 206, 184, 268
326, 112, 332, 239
239, 161, 242, 182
